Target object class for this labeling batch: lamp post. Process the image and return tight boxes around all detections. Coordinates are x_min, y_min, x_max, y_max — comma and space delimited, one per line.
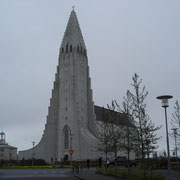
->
172, 128, 178, 170
157, 95, 173, 179
70, 134, 74, 166
32, 141, 35, 168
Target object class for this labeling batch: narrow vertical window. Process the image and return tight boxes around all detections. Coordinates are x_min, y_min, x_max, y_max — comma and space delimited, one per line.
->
70, 45, 72, 52
64, 128, 69, 149
84, 49, 86, 56
66, 43, 68, 53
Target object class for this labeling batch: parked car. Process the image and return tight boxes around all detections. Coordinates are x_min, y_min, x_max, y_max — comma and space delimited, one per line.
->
109, 156, 137, 167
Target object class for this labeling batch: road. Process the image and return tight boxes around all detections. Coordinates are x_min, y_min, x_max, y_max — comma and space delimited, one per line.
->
0, 168, 77, 180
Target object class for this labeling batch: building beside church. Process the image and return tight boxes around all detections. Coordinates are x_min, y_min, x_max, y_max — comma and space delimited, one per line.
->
0, 132, 17, 161
19, 10, 136, 162
95, 106, 137, 160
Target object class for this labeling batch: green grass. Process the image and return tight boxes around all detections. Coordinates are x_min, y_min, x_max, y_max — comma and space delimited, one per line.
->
96, 167, 165, 180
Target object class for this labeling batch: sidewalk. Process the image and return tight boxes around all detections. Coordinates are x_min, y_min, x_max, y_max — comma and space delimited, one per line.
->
72, 168, 180, 180
72, 168, 123, 180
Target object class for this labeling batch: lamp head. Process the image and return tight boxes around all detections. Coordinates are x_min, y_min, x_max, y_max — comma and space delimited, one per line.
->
156, 95, 173, 107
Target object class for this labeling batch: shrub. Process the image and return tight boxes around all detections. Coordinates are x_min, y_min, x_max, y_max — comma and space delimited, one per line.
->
96, 167, 165, 180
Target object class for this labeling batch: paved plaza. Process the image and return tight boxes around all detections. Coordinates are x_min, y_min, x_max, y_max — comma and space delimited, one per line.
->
0, 168, 73, 179
73, 168, 180, 180
0, 168, 180, 180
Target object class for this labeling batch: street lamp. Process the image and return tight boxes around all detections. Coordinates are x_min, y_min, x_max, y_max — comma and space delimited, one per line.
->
70, 133, 74, 166
172, 128, 178, 170
157, 95, 173, 179
32, 141, 35, 168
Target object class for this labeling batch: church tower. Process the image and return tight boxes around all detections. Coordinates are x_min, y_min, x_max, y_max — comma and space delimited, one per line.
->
19, 10, 98, 162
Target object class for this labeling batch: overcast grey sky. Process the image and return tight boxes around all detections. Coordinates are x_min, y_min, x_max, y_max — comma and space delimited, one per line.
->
0, 0, 180, 155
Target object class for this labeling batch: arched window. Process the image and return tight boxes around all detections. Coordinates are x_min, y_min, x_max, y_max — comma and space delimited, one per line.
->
64, 127, 69, 149
66, 43, 68, 53
70, 45, 72, 52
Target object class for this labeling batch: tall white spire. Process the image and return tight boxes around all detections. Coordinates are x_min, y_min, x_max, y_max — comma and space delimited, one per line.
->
19, 10, 98, 162
61, 10, 86, 49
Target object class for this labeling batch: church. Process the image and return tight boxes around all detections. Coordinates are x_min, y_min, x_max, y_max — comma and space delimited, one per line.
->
0, 132, 17, 161
19, 10, 136, 163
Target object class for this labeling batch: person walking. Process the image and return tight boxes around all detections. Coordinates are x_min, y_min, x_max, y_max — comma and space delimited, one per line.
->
80, 161, 83, 171
75, 162, 79, 174
86, 159, 90, 170
106, 158, 110, 170
98, 157, 102, 168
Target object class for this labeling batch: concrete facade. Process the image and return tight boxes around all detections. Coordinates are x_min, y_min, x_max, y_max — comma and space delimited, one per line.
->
19, 10, 99, 163
19, 10, 137, 163
0, 132, 17, 161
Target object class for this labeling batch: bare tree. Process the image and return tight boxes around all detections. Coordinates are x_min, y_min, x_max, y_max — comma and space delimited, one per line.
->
128, 73, 148, 161
115, 91, 138, 169
128, 73, 161, 178
107, 101, 124, 160
143, 114, 162, 158
171, 100, 180, 153
96, 102, 125, 163
96, 107, 112, 161
172, 100, 180, 127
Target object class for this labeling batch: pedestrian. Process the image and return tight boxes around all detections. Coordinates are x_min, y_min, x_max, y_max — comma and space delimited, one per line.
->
98, 157, 102, 168
80, 161, 83, 171
73, 163, 75, 172
76, 162, 79, 174
106, 158, 110, 170
86, 159, 90, 170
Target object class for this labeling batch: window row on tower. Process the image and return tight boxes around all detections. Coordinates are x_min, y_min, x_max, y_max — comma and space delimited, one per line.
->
61, 43, 87, 57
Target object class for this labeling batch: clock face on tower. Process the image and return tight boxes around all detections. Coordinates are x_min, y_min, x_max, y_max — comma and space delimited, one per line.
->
64, 60, 69, 66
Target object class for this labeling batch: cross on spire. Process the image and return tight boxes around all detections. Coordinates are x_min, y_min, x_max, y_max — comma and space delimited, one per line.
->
61, 7, 86, 48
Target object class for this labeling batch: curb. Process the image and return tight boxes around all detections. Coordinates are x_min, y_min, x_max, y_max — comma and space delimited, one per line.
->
72, 173, 86, 180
